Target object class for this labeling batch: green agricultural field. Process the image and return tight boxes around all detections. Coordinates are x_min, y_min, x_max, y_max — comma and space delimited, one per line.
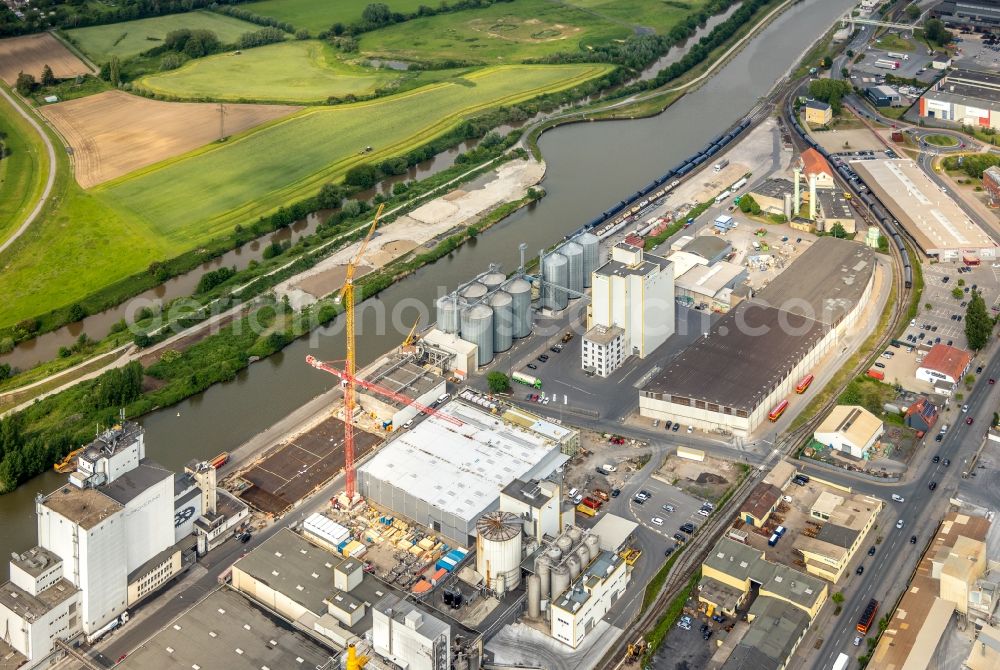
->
244, 0, 428, 33
137, 40, 404, 103
357, 0, 631, 64
65, 10, 261, 62
562, 0, 711, 32
98, 64, 609, 242
0, 90, 49, 247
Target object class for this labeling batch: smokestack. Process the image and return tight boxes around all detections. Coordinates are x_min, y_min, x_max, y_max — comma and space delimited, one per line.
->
809, 174, 818, 220
793, 166, 802, 213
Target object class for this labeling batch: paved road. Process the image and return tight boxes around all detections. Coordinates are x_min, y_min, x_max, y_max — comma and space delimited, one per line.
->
0, 85, 57, 255
803, 344, 1000, 669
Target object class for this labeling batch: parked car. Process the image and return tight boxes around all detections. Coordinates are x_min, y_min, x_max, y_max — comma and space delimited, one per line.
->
680, 523, 696, 534
662, 504, 675, 513
602, 464, 617, 472
527, 363, 538, 370
896, 519, 905, 529
967, 417, 974, 425
671, 423, 680, 432
856, 565, 864, 575
943, 459, 950, 467
651, 517, 664, 526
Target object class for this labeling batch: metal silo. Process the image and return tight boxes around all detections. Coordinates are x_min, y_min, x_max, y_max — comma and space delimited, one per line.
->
562, 242, 584, 295
567, 526, 584, 546
460, 281, 488, 303
541, 253, 568, 311
475, 511, 523, 595
535, 554, 552, 600
481, 271, 506, 293
550, 563, 570, 600
556, 534, 573, 554
565, 554, 581, 581
435, 295, 463, 334
506, 277, 532, 339
461, 304, 494, 367
527, 574, 541, 618
584, 533, 601, 562
577, 232, 600, 287
575, 544, 590, 569
488, 291, 513, 353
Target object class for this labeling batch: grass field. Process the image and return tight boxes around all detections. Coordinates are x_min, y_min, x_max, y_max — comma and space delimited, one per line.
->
98, 64, 609, 242
245, 0, 429, 33
0, 33, 94, 85
42, 90, 301, 187
65, 10, 260, 62
562, 0, 711, 31
0, 89, 49, 246
924, 133, 959, 147
136, 40, 403, 103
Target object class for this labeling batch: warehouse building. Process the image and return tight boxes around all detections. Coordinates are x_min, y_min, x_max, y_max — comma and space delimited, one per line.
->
748, 178, 795, 214
740, 483, 782, 528
721, 597, 812, 670
932, 0, 1000, 31
867, 85, 900, 107
920, 68, 1000, 128
852, 159, 998, 260
359, 401, 569, 547
640, 238, 876, 436
792, 491, 882, 583
813, 405, 884, 459
673, 261, 749, 312
583, 243, 674, 376
682, 235, 733, 265
815, 189, 856, 234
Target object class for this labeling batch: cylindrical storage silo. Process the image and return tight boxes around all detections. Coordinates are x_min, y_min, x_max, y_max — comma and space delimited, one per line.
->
461, 305, 494, 367
535, 555, 552, 600
475, 511, 523, 595
577, 233, 600, 287
435, 295, 463, 334
507, 277, 532, 339
575, 544, 590, 568
460, 281, 488, 302
488, 291, 513, 353
481, 271, 506, 293
527, 574, 541, 619
567, 526, 584, 546
541, 253, 568, 311
584, 534, 601, 562
550, 564, 570, 600
546, 547, 562, 563
556, 534, 573, 555
562, 242, 584, 295
565, 555, 581, 581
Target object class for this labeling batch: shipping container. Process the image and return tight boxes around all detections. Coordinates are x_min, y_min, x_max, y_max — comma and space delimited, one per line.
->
576, 503, 597, 517
866, 369, 885, 380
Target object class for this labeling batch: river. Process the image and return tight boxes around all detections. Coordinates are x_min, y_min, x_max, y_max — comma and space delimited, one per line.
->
0, 0, 855, 575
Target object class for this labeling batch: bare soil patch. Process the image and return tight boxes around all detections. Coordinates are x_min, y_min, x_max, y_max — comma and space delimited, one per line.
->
41, 91, 301, 187
0, 33, 93, 85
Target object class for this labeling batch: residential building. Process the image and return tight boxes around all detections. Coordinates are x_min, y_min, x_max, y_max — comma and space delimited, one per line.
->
800, 148, 834, 190
586, 243, 675, 371
904, 396, 939, 435
581, 325, 625, 377
748, 178, 795, 214
867, 85, 900, 107
550, 550, 629, 648
804, 100, 832, 126
740, 483, 782, 528
920, 68, 1000, 128
813, 406, 884, 459
984, 165, 1000, 207
792, 491, 882, 583
917, 343, 973, 387
373, 594, 450, 670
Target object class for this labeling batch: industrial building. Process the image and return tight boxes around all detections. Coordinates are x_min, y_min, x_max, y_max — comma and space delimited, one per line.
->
673, 261, 749, 312
799, 148, 834, 190
921, 68, 1000, 128
0, 424, 247, 668
116, 589, 335, 670
872, 512, 995, 670
851, 159, 998, 261
583, 243, 675, 377
682, 235, 732, 264
373, 594, 451, 670
803, 99, 832, 126
640, 239, 876, 436
549, 549, 628, 648
932, 0, 1000, 32
358, 352, 447, 428
581, 325, 626, 377
720, 597, 812, 670
866, 85, 901, 107
358, 401, 571, 547
813, 405, 884, 459
747, 178, 795, 214
499, 478, 565, 544
917, 342, 973, 388
814, 189, 856, 234
792, 491, 882, 583
739, 483, 782, 528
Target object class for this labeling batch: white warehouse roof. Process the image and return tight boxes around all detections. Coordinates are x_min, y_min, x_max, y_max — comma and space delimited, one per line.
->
359, 401, 566, 526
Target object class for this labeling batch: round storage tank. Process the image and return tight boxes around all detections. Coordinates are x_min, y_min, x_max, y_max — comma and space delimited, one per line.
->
577, 233, 600, 288
556, 535, 573, 554
507, 277, 533, 339
535, 555, 552, 600
550, 564, 570, 600
562, 242, 584, 294
435, 295, 463, 334
461, 305, 494, 367
565, 555, 581, 581
584, 534, 601, 562
475, 511, 523, 595
481, 271, 506, 292
460, 281, 488, 302
575, 545, 590, 568
546, 547, 562, 563
488, 291, 513, 353
541, 253, 568, 311
567, 526, 583, 546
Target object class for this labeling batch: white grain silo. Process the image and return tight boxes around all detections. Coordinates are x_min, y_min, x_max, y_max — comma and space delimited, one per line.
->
550, 563, 571, 600
535, 554, 552, 600
565, 554, 581, 581
527, 574, 541, 618
476, 511, 522, 595
575, 544, 590, 569
584, 533, 601, 562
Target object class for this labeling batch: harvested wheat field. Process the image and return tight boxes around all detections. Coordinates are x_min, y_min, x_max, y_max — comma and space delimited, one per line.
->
0, 33, 94, 85
41, 91, 302, 188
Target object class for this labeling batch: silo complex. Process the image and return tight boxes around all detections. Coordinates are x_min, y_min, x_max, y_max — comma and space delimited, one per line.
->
481, 271, 506, 292
475, 511, 523, 595
507, 278, 532, 339
488, 291, 513, 353
562, 241, 584, 294
435, 295, 463, 334
577, 233, 600, 287
541, 253, 568, 311
461, 305, 494, 366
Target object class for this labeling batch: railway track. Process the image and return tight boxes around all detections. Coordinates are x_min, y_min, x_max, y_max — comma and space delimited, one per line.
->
599, 83, 914, 670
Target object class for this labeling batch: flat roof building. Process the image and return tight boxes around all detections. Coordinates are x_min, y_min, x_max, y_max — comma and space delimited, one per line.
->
814, 405, 884, 460
682, 235, 732, 264
359, 401, 568, 547
674, 261, 748, 312
932, 0, 1000, 29
866, 85, 900, 107
852, 159, 998, 261
748, 178, 795, 215
793, 491, 882, 583
815, 189, 856, 235
550, 550, 629, 649
359, 353, 447, 428
641, 239, 876, 437
921, 68, 1000, 129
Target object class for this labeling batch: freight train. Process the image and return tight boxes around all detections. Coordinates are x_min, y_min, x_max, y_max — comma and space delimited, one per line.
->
785, 100, 913, 289
579, 117, 754, 241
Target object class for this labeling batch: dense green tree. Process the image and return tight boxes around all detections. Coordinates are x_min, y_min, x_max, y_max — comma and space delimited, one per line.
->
40, 64, 55, 86
344, 163, 380, 189
14, 72, 35, 95
487, 371, 510, 394
109, 55, 120, 85
924, 18, 951, 46
362, 3, 392, 26
965, 290, 993, 350
906, 4, 920, 20
808, 79, 851, 114
830, 223, 848, 238
67, 304, 86, 322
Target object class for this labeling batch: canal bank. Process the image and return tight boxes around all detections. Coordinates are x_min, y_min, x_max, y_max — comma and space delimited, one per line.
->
0, 0, 857, 563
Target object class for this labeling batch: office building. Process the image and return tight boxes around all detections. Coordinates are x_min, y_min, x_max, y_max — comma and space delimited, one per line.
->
917, 343, 973, 387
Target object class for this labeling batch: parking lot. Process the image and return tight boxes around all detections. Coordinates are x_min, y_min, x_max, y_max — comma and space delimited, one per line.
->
951, 32, 1000, 72
908, 261, 1000, 353
629, 468, 712, 552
